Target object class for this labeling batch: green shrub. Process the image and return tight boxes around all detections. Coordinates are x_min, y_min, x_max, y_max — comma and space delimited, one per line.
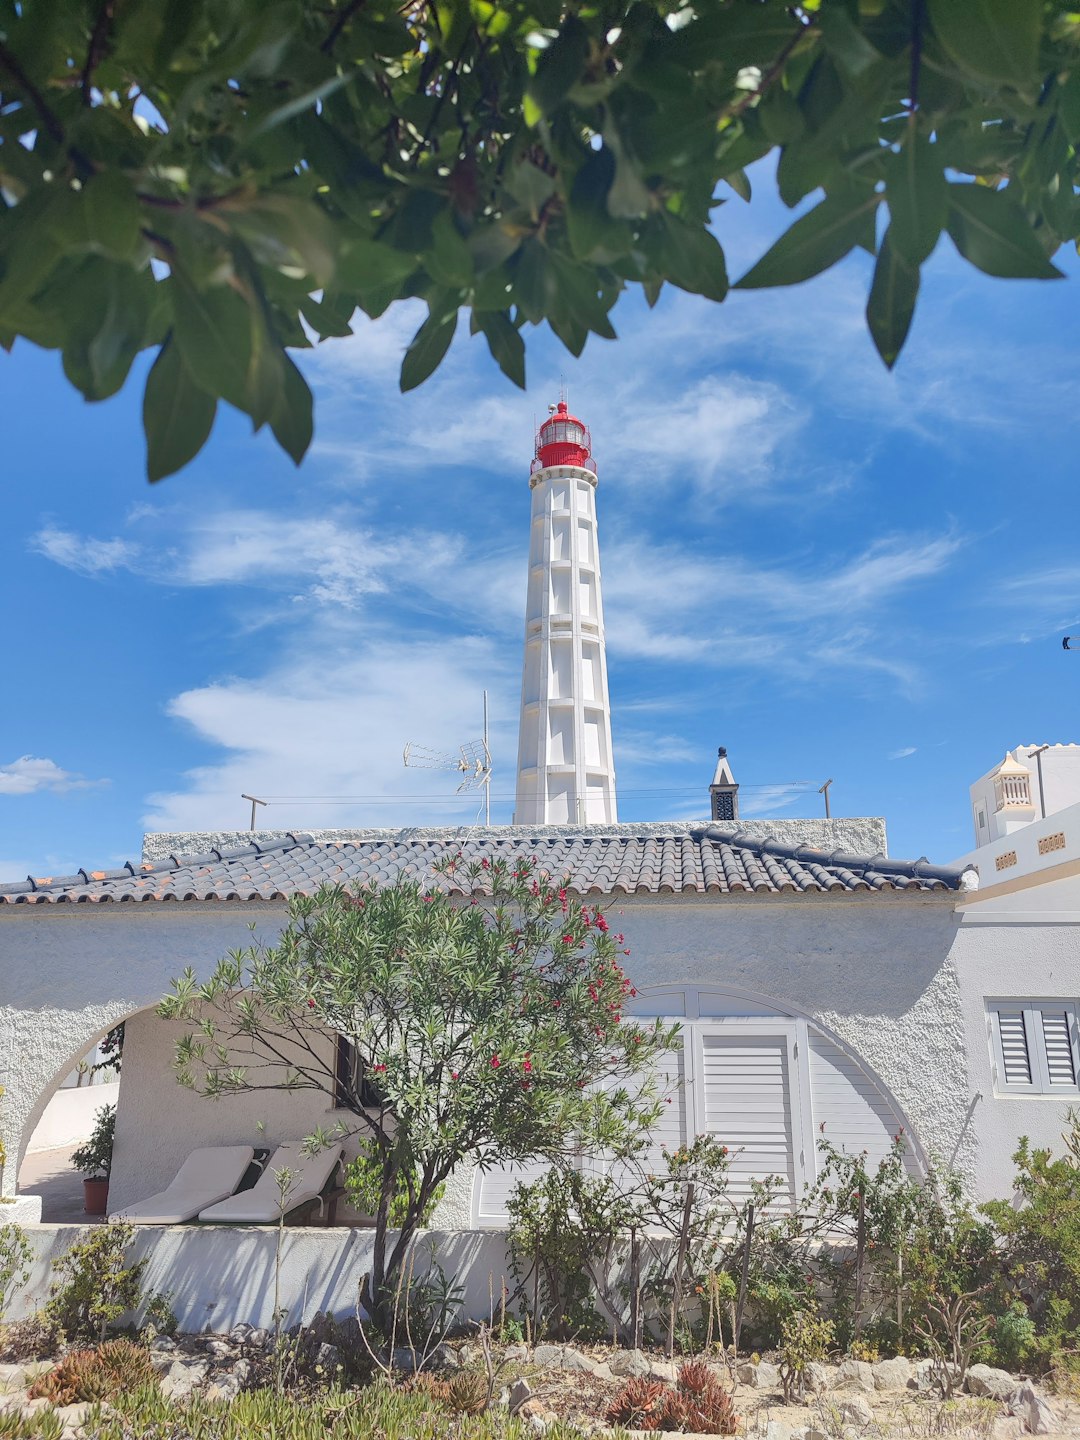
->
0, 1223, 32, 1322
70, 1106, 115, 1181
779, 1305, 835, 1402
983, 1121, 1080, 1368
44, 1222, 146, 1343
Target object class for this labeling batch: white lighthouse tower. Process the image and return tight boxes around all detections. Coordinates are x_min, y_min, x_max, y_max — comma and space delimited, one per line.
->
513, 399, 617, 826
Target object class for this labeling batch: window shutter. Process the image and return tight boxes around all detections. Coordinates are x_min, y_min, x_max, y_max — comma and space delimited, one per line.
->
996, 1009, 1032, 1085
1040, 1011, 1077, 1086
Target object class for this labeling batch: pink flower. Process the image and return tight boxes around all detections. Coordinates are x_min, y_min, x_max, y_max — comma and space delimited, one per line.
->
451, 1071, 459, 1080
373, 1063, 387, 1073
422, 894, 434, 902
596, 916, 608, 932
552, 1000, 561, 1009
523, 1056, 533, 1072
481, 857, 490, 870
490, 1054, 500, 1069
307, 998, 316, 1009
562, 934, 573, 945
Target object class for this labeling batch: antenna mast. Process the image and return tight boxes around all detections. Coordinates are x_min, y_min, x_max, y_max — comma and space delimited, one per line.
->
403, 691, 493, 825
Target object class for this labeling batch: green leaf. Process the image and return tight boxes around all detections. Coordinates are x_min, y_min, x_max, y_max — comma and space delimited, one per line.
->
143, 338, 216, 482
504, 161, 556, 220
725, 169, 752, 203
866, 231, 919, 368
736, 192, 880, 290
427, 208, 473, 289
269, 354, 313, 464
477, 311, 525, 389
63, 262, 152, 400
886, 132, 947, 267
655, 214, 728, 302
226, 195, 337, 288
338, 237, 417, 293
171, 276, 253, 409
82, 172, 140, 260
400, 308, 458, 391
946, 184, 1064, 279
927, 0, 1040, 88
300, 295, 354, 340
528, 16, 589, 118
819, 7, 881, 78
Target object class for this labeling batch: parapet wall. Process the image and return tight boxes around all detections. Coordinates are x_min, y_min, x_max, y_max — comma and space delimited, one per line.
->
143, 817, 889, 864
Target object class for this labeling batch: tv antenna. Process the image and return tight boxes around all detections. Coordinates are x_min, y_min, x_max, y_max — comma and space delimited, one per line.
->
403, 691, 493, 825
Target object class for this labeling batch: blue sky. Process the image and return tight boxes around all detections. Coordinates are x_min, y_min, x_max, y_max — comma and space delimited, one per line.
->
3, 167, 1080, 880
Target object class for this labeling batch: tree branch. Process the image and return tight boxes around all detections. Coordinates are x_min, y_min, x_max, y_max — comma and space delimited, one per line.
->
321, 0, 367, 55
0, 42, 66, 144
81, 0, 115, 106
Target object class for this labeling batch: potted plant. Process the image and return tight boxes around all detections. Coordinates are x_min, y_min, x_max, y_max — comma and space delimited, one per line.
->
71, 1104, 115, 1215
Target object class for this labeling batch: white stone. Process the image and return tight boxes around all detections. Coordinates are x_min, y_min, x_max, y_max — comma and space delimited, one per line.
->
835, 1359, 875, 1392
54, 1402, 93, 1428
909, 1358, 961, 1394
872, 1357, 912, 1391
1007, 1383, 1057, 1435
502, 1345, 528, 1364
966, 1365, 1017, 1400
646, 1361, 678, 1383
161, 1359, 209, 1400
205, 1339, 233, 1361
804, 1361, 831, 1394
739, 1360, 780, 1390
610, 1350, 651, 1378
509, 1378, 533, 1413
839, 1396, 874, 1427
206, 1372, 244, 1402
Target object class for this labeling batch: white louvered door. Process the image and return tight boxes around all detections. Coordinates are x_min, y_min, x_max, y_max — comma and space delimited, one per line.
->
693, 1022, 808, 1210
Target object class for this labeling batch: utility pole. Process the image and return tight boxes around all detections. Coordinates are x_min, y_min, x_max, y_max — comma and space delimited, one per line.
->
818, 778, 834, 819
241, 794, 267, 831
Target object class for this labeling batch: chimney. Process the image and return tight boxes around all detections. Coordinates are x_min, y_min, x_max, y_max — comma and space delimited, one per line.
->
709, 747, 739, 822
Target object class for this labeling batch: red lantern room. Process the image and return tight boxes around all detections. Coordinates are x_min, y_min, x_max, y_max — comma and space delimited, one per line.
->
531, 400, 596, 475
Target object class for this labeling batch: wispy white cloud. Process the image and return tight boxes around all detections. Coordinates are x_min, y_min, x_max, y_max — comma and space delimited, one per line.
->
889, 746, 917, 760
143, 636, 516, 834
739, 785, 808, 818
0, 756, 107, 796
30, 526, 139, 576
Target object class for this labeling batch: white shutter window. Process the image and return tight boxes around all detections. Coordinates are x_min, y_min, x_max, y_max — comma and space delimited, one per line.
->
1040, 1011, 1077, 1087
996, 1009, 1033, 1086
989, 1002, 1080, 1095
697, 1028, 798, 1210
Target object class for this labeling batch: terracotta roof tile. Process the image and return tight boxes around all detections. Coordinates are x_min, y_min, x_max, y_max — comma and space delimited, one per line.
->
0, 826, 976, 906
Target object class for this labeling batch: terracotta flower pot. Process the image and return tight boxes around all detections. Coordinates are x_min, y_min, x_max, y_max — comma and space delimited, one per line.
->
82, 1178, 109, 1216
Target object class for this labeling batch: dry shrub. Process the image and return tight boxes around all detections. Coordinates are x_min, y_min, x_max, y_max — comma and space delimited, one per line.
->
401, 1371, 452, 1404
0, 1316, 60, 1363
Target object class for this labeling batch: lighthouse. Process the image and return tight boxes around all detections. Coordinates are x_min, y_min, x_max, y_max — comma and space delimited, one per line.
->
513, 399, 617, 826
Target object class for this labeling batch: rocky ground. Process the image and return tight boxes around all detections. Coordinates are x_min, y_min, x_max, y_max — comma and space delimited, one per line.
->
0, 1333, 1072, 1440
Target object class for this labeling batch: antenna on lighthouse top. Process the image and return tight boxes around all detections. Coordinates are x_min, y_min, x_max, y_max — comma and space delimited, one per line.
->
403, 691, 493, 825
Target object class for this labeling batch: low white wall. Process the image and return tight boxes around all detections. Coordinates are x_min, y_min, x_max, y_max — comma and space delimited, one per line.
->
7, 1224, 513, 1334
27, 1082, 120, 1153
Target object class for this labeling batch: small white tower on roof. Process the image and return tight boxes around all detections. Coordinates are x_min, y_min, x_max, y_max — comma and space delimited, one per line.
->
513, 399, 617, 826
709, 747, 739, 822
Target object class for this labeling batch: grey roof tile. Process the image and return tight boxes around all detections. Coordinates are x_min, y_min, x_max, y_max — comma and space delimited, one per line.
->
0, 824, 975, 906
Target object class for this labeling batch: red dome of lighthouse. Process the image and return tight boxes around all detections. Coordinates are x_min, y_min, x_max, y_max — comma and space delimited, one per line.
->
532, 400, 596, 474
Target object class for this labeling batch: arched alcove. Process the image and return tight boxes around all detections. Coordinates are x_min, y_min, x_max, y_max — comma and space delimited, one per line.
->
472, 981, 922, 1227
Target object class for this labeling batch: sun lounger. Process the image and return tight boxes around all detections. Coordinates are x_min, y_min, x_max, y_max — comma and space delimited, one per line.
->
112, 1145, 257, 1225
196, 1142, 344, 1225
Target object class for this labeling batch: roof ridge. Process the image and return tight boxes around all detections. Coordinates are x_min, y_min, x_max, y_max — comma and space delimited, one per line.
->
696, 824, 976, 887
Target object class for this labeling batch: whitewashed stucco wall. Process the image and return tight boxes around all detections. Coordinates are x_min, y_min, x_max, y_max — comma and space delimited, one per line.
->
952, 874, 1080, 1199
2, 893, 974, 1216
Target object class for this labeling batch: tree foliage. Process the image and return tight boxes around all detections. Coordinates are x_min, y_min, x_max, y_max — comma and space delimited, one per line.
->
158, 854, 675, 1326
1, 0, 1076, 478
